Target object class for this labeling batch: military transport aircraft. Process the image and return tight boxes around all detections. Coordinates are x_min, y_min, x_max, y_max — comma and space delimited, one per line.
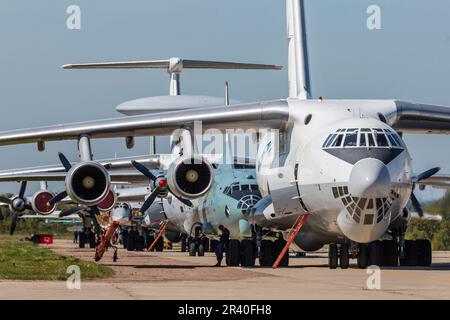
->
0, 0, 449, 270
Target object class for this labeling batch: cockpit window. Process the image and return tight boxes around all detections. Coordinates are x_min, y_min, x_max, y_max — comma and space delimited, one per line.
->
344, 130, 358, 147
323, 128, 404, 150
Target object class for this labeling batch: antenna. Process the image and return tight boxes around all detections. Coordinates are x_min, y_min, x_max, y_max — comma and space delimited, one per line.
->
225, 81, 230, 106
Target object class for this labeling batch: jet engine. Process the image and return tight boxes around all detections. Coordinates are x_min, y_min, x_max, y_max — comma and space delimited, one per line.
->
31, 190, 56, 215
65, 161, 111, 206
166, 156, 214, 200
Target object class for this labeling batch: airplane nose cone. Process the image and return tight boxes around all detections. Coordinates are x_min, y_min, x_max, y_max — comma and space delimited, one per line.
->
349, 159, 391, 198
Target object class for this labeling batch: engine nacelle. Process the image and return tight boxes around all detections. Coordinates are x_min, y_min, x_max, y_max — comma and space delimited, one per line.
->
166, 156, 214, 200
65, 161, 111, 206
31, 190, 56, 215
97, 190, 117, 212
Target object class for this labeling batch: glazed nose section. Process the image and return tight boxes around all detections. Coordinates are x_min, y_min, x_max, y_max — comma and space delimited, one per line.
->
349, 159, 391, 198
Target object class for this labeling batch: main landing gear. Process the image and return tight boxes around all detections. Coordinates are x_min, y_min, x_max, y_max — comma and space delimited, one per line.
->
351, 239, 431, 269
225, 233, 289, 268
328, 243, 349, 269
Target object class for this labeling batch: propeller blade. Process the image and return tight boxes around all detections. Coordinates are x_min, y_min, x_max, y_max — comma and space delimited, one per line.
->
0, 196, 12, 205
131, 160, 157, 181
168, 188, 193, 207
139, 188, 159, 214
18, 181, 27, 198
9, 212, 19, 235
58, 152, 72, 172
416, 167, 441, 182
103, 163, 112, 170
410, 192, 424, 218
48, 191, 68, 207
24, 204, 33, 211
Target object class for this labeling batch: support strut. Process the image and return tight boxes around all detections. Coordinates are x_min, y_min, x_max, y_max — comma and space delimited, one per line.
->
272, 213, 309, 269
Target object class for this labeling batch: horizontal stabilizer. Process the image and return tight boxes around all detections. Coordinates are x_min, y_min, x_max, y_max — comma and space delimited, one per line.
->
63, 57, 283, 72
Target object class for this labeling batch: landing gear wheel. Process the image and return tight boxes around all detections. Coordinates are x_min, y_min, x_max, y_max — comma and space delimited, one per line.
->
189, 242, 197, 256
197, 243, 205, 256
328, 243, 338, 269
127, 234, 136, 251
240, 240, 256, 267
202, 237, 210, 253
339, 243, 349, 269
155, 236, 164, 252
181, 236, 187, 252
135, 235, 145, 251
357, 244, 369, 269
274, 239, 289, 267
382, 240, 398, 267
259, 240, 274, 267
226, 240, 241, 266
416, 239, 432, 267
400, 240, 418, 266
369, 241, 383, 266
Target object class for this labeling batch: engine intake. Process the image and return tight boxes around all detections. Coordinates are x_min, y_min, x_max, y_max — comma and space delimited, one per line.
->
65, 161, 111, 206
167, 156, 214, 200
32, 190, 56, 215
97, 190, 117, 212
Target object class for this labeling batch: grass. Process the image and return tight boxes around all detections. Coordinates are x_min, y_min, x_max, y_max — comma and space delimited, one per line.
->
0, 236, 114, 280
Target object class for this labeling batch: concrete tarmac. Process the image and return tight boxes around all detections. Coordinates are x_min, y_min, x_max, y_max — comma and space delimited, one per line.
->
0, 239, 449, 300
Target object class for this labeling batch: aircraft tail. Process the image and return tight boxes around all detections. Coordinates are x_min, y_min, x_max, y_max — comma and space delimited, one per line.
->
286, 0, 311, 99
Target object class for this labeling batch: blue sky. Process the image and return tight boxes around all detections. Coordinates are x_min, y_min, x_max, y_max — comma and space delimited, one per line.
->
0, 0, 449, 201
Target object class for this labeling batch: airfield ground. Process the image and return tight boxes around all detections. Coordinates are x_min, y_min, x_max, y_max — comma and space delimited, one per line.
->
0, 239, 449, 300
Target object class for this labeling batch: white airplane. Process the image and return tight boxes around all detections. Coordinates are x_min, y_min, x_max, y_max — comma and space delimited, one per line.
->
0, 0, 449, 270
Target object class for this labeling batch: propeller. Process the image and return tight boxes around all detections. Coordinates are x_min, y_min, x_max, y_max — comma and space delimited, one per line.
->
410, 167, 441, 218
131, 160, 193, 214
48, 152, 107, 238
0, 181, 33, 235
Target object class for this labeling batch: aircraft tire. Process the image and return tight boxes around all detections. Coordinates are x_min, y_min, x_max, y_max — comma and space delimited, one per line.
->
416, 239, 432, 267
202, 237, 210, 253
189, 242, 197, 256
328, 243, 338, 269
259, 240, 274, 267
181, 236, 187, 252
148, 235, 155, 251
273, 239, 289, 267
197, 243, 205, 256
382, 240, 398, 267
135, 235, 145, 251
155, 236, 164, 252
400, 240, 418, 266
226, 240, 241, 266
357, 244, 369, 269
127, 235, 136, 251
368, 241, 383, 266
339, 243, 349, 269
240, 240, 256, 267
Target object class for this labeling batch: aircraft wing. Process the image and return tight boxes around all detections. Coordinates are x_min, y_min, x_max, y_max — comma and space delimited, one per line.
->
0, 101, 289, 147
388, 101, 450, 134
0, 169, 149, 184
418, 174, 450, 189
19, 212, 81, 220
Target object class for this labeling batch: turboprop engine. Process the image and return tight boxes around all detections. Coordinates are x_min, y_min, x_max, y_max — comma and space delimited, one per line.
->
166, 156, 214, 200
65, 162, 111, 206
31, 190, 56, 215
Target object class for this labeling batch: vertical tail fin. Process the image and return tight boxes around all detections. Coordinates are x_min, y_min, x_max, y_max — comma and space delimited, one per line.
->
286, 0, 311, 99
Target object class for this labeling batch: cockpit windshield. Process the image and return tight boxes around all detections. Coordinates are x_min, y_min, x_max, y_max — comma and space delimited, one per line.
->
322, 128, 404, 149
